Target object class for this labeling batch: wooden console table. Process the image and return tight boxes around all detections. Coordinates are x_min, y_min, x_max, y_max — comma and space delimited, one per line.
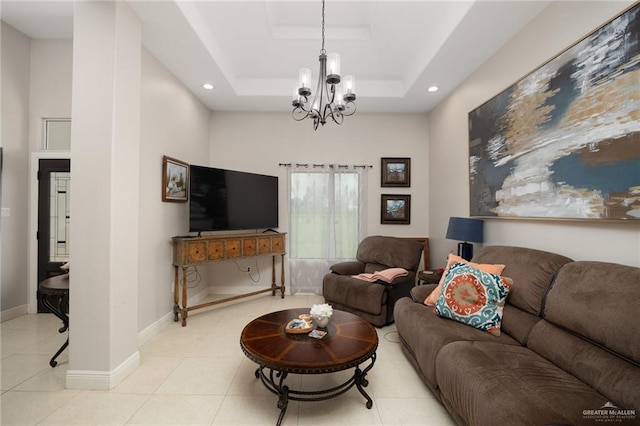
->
172, 232, 286, 326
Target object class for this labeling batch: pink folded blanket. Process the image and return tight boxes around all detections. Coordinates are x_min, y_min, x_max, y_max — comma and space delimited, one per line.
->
352, 267, 409, 283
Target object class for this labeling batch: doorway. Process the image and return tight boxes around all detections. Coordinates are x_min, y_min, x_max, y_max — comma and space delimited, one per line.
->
37, 158, 70, 312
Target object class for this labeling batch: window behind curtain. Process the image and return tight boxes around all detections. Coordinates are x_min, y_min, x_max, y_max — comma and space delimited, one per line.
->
288, 165, 367, 294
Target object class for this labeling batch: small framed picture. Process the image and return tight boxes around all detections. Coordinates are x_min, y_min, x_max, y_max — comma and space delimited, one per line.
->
162, 155, 189, 202
381, 194, 411, 224
381, 157, 410, 187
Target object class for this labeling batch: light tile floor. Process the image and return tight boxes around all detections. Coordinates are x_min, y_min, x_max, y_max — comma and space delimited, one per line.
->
1, 294, 456, 425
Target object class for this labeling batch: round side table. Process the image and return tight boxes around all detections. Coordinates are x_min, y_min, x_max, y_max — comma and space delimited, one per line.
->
418, 269, 443, 285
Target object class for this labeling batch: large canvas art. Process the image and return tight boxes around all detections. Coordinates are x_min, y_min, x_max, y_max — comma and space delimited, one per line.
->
468, 4, 640, 221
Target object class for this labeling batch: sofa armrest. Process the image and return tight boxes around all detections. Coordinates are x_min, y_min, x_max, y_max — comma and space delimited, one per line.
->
410, 284, 437, 303
330, 261, 365, 276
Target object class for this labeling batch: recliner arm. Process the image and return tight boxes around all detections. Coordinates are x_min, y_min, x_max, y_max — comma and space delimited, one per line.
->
329, 261, 365, 276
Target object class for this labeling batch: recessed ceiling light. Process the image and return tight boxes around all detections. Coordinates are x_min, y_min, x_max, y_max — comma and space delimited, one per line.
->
427, 86, 439, 93
203, 83, 214, 90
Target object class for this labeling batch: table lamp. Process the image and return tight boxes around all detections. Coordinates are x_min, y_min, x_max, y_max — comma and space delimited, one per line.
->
445, 217, 484, 261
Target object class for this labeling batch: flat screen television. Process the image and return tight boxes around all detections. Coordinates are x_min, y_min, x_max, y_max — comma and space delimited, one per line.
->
189, 165, 279, 233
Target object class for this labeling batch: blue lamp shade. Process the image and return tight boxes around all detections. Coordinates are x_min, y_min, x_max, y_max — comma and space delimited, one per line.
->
446, 217, 484, 261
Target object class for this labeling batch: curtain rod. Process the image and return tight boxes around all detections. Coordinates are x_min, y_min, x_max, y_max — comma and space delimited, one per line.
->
279, 163, 372, 169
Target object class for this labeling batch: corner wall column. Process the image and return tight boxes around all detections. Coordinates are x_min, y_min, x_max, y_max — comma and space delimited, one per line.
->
67, 1, 141, 389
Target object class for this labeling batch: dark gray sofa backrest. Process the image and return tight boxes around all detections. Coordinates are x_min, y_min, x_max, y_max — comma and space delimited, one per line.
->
543, 261, 640, 364
356, 236, 423, 272
472, 246, 573, 316
528, 261, 640, 412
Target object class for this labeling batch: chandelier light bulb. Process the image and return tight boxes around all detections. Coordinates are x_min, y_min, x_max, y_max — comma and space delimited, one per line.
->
299, 68, 312, 96
343, 75, 356, 102
292, 86, 303, 107
343, 75, 355, 94
334, 85, 345, 110
327, 53, 340, 84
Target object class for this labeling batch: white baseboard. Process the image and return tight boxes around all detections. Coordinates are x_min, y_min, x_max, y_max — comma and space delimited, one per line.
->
137, 311, 173, 346
1, 304, 27, 322
66, 350, 140, 390
136, 285, 213, 345
209, 285, 290, 296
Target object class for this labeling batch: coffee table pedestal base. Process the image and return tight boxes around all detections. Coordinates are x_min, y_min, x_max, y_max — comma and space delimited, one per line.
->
255, 353, 376, 426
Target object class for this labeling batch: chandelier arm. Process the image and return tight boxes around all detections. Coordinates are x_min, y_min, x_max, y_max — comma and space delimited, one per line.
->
292, 107, 311, 121
324, 100, 344, 125
341, 101, 357, 117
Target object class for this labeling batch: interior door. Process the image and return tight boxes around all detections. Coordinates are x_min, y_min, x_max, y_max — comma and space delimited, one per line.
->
37, 158, 71, 312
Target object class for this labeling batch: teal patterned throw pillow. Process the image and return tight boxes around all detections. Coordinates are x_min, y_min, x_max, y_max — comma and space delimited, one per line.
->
434, 262, 512, 336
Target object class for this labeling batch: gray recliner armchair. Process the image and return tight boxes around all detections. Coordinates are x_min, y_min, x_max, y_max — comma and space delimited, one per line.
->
322, 236, 426, 327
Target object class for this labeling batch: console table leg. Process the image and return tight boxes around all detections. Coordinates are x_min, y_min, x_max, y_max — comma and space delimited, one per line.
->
271, 255, 277, 296
181, 266, 188, 326
280, 253, 286, 299
173, 266, 179, 322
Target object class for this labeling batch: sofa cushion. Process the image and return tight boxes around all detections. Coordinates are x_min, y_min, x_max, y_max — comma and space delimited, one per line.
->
424, 254, 505, 306
433, 262, 512, 336
394, 297, 520, 390
528, 320, 640, 415
356, 236, 423, 271
471, 246, 573, 316
436, 341, 610, 426
542, 261, 640, 364
322, 275, 387, 316
528, 261, 640, 412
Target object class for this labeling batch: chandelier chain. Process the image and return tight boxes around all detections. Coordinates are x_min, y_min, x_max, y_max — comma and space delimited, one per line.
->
320, 0, 326, 54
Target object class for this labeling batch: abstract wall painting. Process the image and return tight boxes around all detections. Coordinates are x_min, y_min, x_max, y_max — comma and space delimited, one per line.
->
468, 4, 640, 221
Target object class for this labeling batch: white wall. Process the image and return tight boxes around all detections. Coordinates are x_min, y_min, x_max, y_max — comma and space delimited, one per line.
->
29, 40, 73, 151
428, 1, 640, 268
137, 49, 212, 332
208, 112, 430, 290
1, 22, 31, 318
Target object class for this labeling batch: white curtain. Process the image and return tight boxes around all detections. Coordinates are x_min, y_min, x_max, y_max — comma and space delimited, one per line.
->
287, 164, 368, 294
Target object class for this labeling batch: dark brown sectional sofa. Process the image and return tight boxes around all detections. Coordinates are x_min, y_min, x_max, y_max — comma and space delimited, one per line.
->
394, 245, 640, 426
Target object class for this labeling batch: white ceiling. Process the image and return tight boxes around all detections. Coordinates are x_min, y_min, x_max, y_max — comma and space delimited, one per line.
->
1, 0, 550, 113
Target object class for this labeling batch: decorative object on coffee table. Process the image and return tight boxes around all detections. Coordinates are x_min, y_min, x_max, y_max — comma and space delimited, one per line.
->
310, 303, 333, 328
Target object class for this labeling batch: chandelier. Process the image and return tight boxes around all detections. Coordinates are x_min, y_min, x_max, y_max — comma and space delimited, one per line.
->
292, 0, 356, 130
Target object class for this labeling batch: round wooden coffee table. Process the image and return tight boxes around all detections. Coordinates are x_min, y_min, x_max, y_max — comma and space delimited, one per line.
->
240, 308, 378, 426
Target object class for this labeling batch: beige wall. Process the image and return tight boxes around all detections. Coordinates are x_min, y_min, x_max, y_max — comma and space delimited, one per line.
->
137, 49, 211, 332
428, 1, 640, 268
208, 111, 430, 289
29, 40, 73, 151
1, 22, 31, 318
